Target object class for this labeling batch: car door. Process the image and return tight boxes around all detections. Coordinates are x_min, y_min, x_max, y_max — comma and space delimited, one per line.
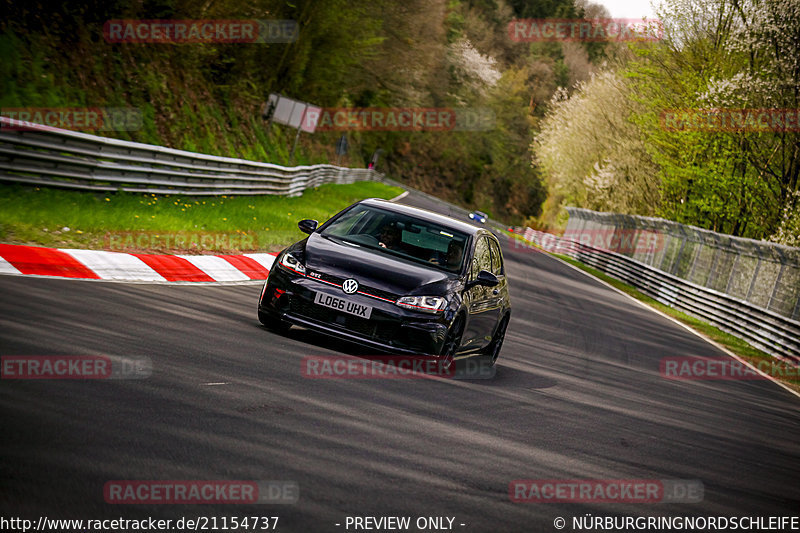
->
487, 236, 509, 329
462, 235, 501, 350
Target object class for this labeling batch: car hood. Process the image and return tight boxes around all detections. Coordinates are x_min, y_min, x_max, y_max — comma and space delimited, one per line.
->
301, 233, 456, 296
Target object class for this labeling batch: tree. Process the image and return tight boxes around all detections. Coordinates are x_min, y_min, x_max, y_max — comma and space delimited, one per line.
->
534, 70, 660, 225
625, 0, 798, 239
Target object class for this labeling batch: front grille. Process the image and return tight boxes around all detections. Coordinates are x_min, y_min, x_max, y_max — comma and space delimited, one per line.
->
308, 271, 398, 302
291, 298, 398, 341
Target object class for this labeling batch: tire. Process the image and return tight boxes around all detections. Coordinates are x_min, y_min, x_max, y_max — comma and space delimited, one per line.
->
482, 314, 509, 367
439, 314, 465, 369
258, 310, 290, 335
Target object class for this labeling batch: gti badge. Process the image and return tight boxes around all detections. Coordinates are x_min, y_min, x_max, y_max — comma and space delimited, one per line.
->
342, 279, 359, 294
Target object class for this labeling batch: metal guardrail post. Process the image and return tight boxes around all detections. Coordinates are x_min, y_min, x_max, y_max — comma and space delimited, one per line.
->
658, 235, 672, 271
687, 238, 702, 282
767, 263, 785, 312
671, 235, 687, 276
745, 250, 763, 303
706, 243, 721, 290
725, 253, 741, 295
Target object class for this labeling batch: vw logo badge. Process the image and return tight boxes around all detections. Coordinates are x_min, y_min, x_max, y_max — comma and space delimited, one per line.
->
342, 279, 359, 294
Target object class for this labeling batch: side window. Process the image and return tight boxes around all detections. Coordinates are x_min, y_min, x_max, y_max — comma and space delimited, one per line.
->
471, 237, 492, 280
469, 244, 481, 280
489, 239, 504, 276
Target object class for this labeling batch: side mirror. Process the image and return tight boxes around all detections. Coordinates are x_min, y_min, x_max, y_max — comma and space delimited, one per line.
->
466, 270, 499, 290
298, 219, 318, 235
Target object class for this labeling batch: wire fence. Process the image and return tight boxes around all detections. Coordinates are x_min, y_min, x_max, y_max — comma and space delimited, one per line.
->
562, 207, 800, 321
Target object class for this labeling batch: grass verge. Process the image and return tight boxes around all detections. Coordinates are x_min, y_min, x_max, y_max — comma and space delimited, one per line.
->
0, 181, 404, 254
549, 251, 800, 394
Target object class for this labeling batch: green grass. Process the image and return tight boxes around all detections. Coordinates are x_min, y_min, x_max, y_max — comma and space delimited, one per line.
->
549, 252, 800, 393
0, 31, 331, 167
0, 181, 404, 253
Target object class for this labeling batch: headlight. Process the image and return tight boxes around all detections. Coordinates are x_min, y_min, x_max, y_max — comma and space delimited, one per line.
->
278, 252, 306, 275
395, 296, 446, 314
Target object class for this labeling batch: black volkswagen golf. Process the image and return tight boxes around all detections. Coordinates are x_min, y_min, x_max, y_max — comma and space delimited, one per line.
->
258, 198, 511, 365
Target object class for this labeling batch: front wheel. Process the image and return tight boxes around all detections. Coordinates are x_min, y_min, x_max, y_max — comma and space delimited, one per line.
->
258, 310, 290, 335
439, 314, 465, 369
482, 315, 509, 366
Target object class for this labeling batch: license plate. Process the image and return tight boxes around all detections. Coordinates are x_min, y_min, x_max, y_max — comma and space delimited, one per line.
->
313, 292, 373, 319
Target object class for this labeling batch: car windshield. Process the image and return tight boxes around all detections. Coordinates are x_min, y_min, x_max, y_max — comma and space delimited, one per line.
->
321, 204, 469, 273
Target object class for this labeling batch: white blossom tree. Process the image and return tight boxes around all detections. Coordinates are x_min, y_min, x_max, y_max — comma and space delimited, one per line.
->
534, 70, 660, 225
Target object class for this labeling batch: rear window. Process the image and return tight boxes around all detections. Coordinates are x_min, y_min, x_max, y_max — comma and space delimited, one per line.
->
322, 204, 469, 272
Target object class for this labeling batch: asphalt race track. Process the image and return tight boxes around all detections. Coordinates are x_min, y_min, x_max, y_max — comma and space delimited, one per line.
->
1, 193, 798, 532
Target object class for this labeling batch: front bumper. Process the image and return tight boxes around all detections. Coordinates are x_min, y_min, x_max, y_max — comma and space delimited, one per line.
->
259, 269, 450, 355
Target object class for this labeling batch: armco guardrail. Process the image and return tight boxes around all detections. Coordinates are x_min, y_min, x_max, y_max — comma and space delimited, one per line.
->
522, 228, 800, 362
564, 207, 800, 321
0, 117, 381, 196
